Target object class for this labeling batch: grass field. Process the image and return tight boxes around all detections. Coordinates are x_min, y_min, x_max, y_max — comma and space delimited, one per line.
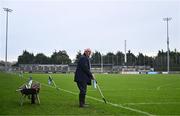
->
0, 72, 180, 115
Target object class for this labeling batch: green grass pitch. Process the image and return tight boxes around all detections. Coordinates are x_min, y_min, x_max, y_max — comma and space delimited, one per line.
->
0, 72, 180, 115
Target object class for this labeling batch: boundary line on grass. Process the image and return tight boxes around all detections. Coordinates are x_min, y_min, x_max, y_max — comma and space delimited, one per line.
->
157, 83, 177, 90
123, 102, 180, 105
41, 83, 154, 116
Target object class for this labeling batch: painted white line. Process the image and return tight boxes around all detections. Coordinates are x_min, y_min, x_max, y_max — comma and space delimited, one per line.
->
92, 88, 180, 91
41, 83, 78, 95
123, 102, 180, 105
157, 83, 175, 90
41, 83, 154, 116
107, 102, 153, 116
99, 88, 155, 91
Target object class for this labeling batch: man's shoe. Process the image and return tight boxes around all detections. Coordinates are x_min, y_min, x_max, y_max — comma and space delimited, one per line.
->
79, 100, 84, 107
79, 104, 84, 108
83, 104, 89, 107
79, 104, 88, 108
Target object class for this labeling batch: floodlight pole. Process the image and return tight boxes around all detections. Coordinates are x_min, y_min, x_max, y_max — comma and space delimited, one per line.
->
3, 8, 12, 72
163, 17, 172, 74
124, 40, 127, 65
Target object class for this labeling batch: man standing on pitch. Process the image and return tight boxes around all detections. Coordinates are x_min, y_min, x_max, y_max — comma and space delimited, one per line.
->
74, 48, 95, 107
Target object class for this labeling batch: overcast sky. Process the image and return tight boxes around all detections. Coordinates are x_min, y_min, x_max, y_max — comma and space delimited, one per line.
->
0, 0, 180, 62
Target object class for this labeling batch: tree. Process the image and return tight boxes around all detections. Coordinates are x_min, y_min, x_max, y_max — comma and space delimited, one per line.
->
34, 53, 50, 64
17, 50, 34, 64
74, 51, 82, 64
126, 50, 136, 66
91, 51, 101, 64
16, 49, 180, 71
137, 53, 144, 66
115, 51, 124, 65
103, 52, 114, 64
51, 50, 71, 64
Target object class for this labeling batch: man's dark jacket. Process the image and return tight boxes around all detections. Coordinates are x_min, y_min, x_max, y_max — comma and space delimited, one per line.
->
74, 54, 93, 85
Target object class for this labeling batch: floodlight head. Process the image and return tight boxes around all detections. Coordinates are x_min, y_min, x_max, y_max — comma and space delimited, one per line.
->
163, 17, 172, 21
3, 8, 13, 12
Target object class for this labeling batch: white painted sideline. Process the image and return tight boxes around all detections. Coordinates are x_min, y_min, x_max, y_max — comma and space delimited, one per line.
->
156, 83, 177, 90
41, 83, 154, 116
123, 102, 180, 105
